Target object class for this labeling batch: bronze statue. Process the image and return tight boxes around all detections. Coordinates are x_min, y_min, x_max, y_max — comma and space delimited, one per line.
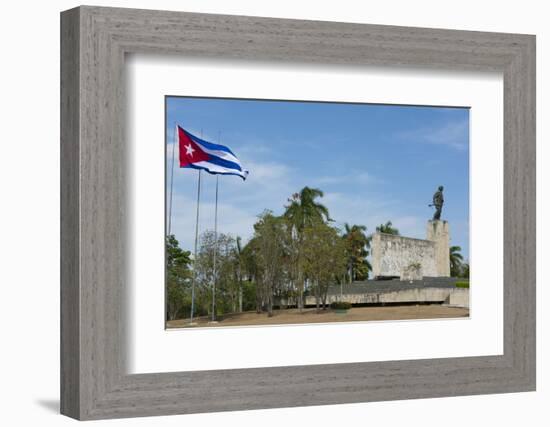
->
430, 186, 444, 220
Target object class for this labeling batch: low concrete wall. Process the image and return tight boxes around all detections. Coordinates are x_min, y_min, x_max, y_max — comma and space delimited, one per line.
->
305, 287, 468, 308
445, 288, 469, 308
277, 283, 469, 309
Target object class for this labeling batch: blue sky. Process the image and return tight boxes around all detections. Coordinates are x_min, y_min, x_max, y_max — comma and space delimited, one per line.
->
166, 97, 470, 261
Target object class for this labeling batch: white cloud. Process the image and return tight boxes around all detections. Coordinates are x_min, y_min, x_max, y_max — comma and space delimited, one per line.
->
316, 171, 376, 186
169, 193, 259, 252
396, 118, 469, 151
323, 191, 426, 239
244, 160, 290, 182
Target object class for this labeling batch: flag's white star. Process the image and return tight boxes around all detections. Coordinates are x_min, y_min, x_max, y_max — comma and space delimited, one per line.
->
185, 143, 195, 157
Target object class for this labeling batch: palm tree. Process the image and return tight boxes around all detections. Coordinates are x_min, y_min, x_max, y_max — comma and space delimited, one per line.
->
376, 221, 399, 235
283, 186, 331, 312
343, 223, 371, 282
461, 262, 470, 279
449, 245, 464, 277
284, 187, 331, 232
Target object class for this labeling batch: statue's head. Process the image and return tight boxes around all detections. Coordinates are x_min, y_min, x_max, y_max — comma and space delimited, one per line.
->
438, 185, 444, 191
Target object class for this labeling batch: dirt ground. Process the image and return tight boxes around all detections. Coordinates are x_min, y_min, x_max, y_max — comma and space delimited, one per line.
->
166, 305, 469, 329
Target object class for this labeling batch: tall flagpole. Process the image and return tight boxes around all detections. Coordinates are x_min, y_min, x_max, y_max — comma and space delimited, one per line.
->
211, 131, 221, 322
212, 175, 219, 322
167, 123, 177, 236
190, 170, 201, 324
189, 130, 203, 325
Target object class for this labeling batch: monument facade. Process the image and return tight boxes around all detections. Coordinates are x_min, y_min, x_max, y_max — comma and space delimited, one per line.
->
371, 220, 450, 279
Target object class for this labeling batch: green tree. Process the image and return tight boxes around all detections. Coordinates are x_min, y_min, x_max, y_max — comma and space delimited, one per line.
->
240, 236, 261, 312
460, 262, 470, 279
195, 231, 238, 318
217, 234, 240, 315
302, 222, 347, 311
284, 187, 331, 232
449, 245, 464, 277
165, 235, 192, 321
284, 186, 332, 311
376, 221, 400, 235
280, 216, 302, 310
251, 211, 287, 316
343, 223, 372, 282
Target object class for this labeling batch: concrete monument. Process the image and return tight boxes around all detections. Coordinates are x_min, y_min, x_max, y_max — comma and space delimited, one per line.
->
371, 187, 450, 280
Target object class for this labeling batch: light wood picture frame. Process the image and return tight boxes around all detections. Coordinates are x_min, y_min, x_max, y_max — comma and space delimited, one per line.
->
60, 5, 536, 420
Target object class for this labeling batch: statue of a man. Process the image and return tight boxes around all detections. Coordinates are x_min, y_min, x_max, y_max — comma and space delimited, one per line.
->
432, 186, 444, 220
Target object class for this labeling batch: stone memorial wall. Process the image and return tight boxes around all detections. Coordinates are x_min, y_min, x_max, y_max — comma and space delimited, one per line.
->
371, 220, 450, 279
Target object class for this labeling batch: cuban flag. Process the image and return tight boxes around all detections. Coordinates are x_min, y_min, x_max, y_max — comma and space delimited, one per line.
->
177, 125, 249, 180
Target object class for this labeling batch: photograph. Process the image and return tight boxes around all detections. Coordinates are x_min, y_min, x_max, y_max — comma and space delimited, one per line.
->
164, 96, 470, 328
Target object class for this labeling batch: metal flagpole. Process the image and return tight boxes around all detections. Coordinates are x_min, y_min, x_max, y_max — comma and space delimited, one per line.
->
189, 130, 203, 325
211, 130, 221, 322
190, 170, 201, 324
167, 123, 177, 236
212, 175, 219, 322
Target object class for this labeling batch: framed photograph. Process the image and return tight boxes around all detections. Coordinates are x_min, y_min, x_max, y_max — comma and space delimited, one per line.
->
61, 6, 535, 420
163, 96, 471, 331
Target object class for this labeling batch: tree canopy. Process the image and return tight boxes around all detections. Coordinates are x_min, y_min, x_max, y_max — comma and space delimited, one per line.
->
449, 245, 465, 277
376, 220, 400, 235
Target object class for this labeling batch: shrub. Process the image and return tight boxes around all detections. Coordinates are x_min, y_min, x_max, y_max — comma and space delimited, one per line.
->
455, 281, 470, 288
330, 301, 352, 310
408, 262, 422, 270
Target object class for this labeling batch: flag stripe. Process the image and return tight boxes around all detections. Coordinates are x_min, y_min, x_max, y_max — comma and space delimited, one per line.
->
189, 133, 236, 156
184, 162, 248, 179
183, 128, 238, 159
194, 141, 240, 165
203, 154, 243, 172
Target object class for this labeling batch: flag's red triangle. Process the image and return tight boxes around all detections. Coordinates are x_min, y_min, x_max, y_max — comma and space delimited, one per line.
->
178, 126, 210, 167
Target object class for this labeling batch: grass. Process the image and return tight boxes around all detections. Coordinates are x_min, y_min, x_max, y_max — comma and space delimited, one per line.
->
455, 281, 470, 288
